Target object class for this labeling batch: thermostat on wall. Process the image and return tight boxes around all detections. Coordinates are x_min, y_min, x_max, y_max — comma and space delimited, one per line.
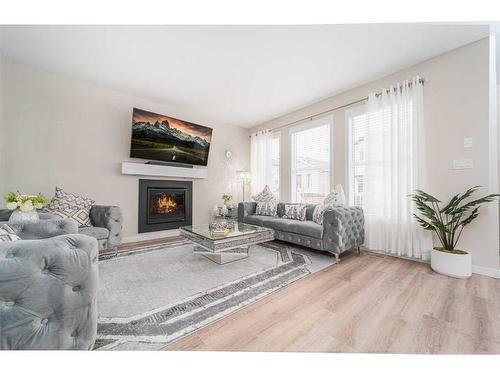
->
453, 159, 473, 169
463, 137, 473, 148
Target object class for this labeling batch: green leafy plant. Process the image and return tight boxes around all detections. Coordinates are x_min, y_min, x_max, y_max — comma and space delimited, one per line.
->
410, 186, 499, 254
4, 191, 49, 212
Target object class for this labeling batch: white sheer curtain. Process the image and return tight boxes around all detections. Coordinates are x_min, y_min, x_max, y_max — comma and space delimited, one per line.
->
250, 129, 273, 195
364, 76, 432, 259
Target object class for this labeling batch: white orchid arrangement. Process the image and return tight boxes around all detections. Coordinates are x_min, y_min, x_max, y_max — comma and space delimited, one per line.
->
4, 191, 49, 212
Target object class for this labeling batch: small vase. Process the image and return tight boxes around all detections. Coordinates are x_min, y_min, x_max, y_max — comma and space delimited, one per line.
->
8, 209, 40, 224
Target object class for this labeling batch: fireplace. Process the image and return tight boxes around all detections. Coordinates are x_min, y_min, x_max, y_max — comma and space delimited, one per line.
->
138, 179, 192, 233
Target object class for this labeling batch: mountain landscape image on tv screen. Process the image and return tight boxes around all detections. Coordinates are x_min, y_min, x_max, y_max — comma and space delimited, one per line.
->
130, 108, 213, 166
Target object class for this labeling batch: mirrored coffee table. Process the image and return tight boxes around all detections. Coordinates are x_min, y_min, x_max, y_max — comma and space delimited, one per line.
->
180, 222, 274, 264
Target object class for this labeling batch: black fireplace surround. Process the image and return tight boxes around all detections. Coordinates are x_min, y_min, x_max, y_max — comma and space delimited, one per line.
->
138, 179, 193, 233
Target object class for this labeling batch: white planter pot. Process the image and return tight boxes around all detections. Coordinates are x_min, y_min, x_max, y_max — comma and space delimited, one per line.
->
430, 248, 472, 278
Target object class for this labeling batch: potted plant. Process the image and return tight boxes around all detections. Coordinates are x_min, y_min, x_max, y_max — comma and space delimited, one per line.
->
4, 191, 49, 223
410, 186, 499, 278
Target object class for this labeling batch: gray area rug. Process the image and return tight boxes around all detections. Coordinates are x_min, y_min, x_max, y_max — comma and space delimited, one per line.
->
95, 239, 337, 350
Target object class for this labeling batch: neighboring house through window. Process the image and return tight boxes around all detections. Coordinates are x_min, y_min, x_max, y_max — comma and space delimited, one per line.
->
347, 106, 367, 208
291, 117, 331, 204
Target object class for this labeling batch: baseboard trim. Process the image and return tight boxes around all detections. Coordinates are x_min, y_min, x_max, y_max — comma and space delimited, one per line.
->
123, 229, 180, 244
471, 265, 500, 279
364, 249, 500, 279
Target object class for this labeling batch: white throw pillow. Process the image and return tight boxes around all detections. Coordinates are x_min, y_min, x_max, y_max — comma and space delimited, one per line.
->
252, 185, 278, 203
46, 187, 95, 227
256, 201, 278, 217
0, 224, 21, 242
324, 184, 346, 207
283, 204, 307, 221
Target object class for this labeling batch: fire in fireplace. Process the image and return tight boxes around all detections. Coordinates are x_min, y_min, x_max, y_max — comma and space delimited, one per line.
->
139, 180, 192, 233
148, 189, 185, 223
152, 194, 178, 214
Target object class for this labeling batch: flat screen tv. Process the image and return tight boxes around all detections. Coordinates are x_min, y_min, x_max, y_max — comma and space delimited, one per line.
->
130, 108, 213, 166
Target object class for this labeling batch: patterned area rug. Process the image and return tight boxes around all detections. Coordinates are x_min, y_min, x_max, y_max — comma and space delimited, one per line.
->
95, 239, 337, 350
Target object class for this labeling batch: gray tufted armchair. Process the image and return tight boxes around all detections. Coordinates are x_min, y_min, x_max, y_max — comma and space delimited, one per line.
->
6, 218, 78, 240
78, 206, 123, 252
0, 224, 98, 350
0, 205, 123, 253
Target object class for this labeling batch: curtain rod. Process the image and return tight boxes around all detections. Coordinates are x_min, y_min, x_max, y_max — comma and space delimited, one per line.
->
259, 77, 425, 134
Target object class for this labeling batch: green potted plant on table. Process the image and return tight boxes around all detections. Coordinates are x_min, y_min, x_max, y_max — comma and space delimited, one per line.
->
4, 191, 49, 223
410, 186, 499, 278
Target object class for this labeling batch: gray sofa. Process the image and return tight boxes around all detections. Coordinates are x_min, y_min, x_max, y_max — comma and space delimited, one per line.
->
238, 202, 364, 260
0, 219, 98, 350
0, 205, 123, 252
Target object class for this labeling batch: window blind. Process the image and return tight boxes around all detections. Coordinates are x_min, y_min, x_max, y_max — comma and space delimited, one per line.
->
291, 121, 330, 204
348, 108, 367, 207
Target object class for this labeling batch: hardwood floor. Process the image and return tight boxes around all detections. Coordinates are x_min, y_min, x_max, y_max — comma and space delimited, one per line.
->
165, 251, 500, 353
117, 235, 184, 250
99, 235, 185, 257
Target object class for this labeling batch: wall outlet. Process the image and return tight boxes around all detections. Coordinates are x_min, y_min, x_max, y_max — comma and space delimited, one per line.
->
463, 137, 473, 148
453, 159, 473, 169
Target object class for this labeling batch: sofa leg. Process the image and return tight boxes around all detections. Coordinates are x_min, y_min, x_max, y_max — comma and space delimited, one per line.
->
334, 253, 340, 263
357, 246, 361, 255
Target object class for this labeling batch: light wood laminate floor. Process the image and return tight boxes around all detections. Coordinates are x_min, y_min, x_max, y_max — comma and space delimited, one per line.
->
165, 251, 500, 353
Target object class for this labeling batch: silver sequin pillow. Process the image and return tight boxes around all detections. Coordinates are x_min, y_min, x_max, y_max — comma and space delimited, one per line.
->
256, 201, 278, 217
283, 204, 307, 221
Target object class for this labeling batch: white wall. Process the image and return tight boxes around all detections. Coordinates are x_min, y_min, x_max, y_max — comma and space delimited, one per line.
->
253, 38, 500, 270
0, 59, 250, 242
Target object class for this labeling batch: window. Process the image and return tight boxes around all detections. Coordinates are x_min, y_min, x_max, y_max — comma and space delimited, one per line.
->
305, 174, 311, 188
347, 107, 367, 207
270, 132, 280, 198
291, 118, 331, 204
348, 99, 415, 209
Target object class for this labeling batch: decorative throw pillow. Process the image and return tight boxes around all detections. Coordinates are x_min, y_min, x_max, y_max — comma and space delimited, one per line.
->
324, 184, 346, 207
251, 185, 278, 203
0, 224, 21, 242
283, 204, 307, 221
312, 204, 326, 225
46, 187, 95, 226
256, 201, 278, 217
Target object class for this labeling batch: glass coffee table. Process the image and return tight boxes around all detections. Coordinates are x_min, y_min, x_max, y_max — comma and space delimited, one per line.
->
180, 222, 274, 264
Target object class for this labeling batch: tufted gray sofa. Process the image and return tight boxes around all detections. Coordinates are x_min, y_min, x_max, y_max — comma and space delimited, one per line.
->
0, 205, 123, 253
0, 229, 98, 350
238, 202, 364, 260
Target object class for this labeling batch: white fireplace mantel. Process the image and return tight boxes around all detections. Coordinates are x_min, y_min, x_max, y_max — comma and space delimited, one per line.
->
121, 161, 208, 179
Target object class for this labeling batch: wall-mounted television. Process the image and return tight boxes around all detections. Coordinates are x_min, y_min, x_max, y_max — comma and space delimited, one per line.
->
130, 108, 213, 166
